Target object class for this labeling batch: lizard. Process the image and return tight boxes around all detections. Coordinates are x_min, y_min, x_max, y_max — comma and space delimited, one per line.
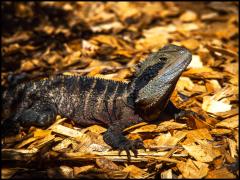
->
1, 44, 196, 159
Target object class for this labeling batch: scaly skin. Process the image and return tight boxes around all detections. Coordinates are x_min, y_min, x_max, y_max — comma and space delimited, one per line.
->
2, 44, 195, 160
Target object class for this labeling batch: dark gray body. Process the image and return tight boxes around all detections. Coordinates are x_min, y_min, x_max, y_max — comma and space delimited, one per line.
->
2, 44, 192, 158
2, 76, 141, 128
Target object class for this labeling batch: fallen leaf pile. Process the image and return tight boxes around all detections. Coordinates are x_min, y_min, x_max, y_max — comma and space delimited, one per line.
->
1, 2, 238, 179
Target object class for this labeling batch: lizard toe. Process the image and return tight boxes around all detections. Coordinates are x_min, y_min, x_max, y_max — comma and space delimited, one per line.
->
118, 139, 144, 160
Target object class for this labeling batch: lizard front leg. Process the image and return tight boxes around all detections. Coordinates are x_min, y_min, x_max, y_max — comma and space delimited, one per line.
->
103, 122, 145, 160
102, 95, 145, 160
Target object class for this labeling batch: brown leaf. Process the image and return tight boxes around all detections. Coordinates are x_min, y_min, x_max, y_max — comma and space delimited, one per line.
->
135, 34, 169, 51
91, 21, 124, 33
1, 168, 19, 179
73, 165, 95, 176
86, 125, 107, 135
131, 124, 157, 133
206, 168, 236, 179
52, 138, 74, 152
183, 67, 224, 79
186, 128, 213, 143
181, 39, 200, 50
156, 120, 187, 132
15, 137, 38, 149
210, 128, 232, 136
227, 138, 238, 159
20, 60, 37, 71
92, 35, 132, 50
96, 157, 119, 171
50, 124, 84, 138
27, 134, 55, 149
122, 165, 149, 179
48, 166, 74, 179
180, 10, 198, 22
216, 115, 238, 129
182, 140, 221, 162
33, 129, 52, 138
215, 24, 238, 40
161, 169, 173, 179
155, 131, 187, 146
177, 159, 209, 178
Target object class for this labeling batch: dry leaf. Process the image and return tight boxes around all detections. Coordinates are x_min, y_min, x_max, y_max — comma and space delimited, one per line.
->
181, 39, 200, 50
122, 165, 149, 179
91, 21, 124, 33
180, 10, 197, 22
176, 77, 195, 91
51, 124, 84, 138
227, 138, 238, 159
135, 35, 169, 51
205, 80, 221, 92
86, 125, 107, 134
48, 166, 74, 178
109, 2, 140, 22
222, 63, 239, 75
155, 131, 187, 146
206, 168, 236, 179
15, 137, 38, 149
33, 129, 52, 138
187, 55, 203, 68
92, 35, 132, 50
186, 128, 213, 143
177, 159, 208, 178
131, 124, 157, 133
202, 96, 232, 113
20, 60, 37, 71
183, 67, 224, 79
177, 22, 199, 32
52, 138, 74, 152
1, 168, 19, 179
215, 24, 238, 40
73, 165, 95, 176
96, 157, 119, 171
210, 128, 232, 136
182, 140, 221, 162
191, 84, 206, 93
27, 134, 55, 149
2, 148, 38, 161
161, 169, 173, 179
216, 115, 238, 129
156, 120, 187, 132
62, 51, 82, 67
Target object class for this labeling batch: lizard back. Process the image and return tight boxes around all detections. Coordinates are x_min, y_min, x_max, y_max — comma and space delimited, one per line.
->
2, 75, 130, 127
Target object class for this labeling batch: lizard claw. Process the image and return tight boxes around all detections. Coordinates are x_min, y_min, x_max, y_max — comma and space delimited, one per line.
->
118, 139, 145, 160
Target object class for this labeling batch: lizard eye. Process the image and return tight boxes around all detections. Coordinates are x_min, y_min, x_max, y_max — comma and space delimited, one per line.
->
159, 57, 167, 61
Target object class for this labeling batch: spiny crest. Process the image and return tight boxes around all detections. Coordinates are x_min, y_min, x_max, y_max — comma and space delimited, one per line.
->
50, 74, 128, 85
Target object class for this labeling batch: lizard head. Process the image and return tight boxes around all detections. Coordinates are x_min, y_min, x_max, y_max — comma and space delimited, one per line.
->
131, 44, 192, 121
